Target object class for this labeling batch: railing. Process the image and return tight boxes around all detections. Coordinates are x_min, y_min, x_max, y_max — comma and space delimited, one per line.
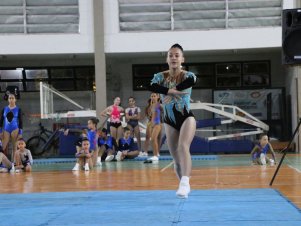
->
0, 0, 79, 34
119, 0, 282, 32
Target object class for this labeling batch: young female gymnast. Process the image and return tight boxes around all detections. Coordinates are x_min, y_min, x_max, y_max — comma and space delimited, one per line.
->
139, 98, 152, 157
66, 118, 98, 167
140, 94, 163, 158
97, 128, 118, 162
125, 97, 142, 152
149, 43, 197, 198
0, 93, 23, 159
115, 127, 139, 161
147, 93, 163, 162
100, 97, 124, 141
250, 134, 277, 165
85, 118, 99, 167
73, 138, 93, 171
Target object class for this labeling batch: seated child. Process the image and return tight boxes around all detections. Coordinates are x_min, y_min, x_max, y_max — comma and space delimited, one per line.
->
72, 137, 93, 171
74, 129, 88, 152
14, 138, 33, 172
115, 127, 139, 161
0, 143, 13, 173
97, 128, 117, 162
250, 134, 277, 165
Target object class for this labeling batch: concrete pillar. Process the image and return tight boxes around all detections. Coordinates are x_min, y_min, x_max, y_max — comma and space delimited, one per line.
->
93, 0, 107, 117
296, 67, 301, 152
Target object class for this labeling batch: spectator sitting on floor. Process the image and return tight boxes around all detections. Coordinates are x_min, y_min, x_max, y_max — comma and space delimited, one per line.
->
0, 141, 13, 173
115, 127, 139, 161
98, 128, 117, 162
14, 138, 33, 172
72, 137, 93, 171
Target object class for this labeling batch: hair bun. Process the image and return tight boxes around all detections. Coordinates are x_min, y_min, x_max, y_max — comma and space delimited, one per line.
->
171, 43, 183, 52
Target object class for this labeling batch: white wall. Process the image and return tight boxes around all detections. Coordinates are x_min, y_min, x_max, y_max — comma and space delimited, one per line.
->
0, 0, 94, 55
105, 28, 281, 54
104, 0, 282, 54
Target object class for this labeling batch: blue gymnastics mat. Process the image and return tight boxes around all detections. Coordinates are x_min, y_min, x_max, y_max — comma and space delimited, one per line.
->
0, 189, 300, 226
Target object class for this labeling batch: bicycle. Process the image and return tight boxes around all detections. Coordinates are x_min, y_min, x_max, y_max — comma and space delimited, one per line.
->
26, 122, 60, 157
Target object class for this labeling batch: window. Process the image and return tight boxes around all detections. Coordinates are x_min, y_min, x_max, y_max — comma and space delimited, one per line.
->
187, 64, 215, 88
50, 68, 74, 79
132, 64, 168, 90
25, 69, 48, 79
216, 63, 241, 87
133, 61, 270, 90
242, 61, 270, 87
0, 70, 23, 80
0, 66, 95, 93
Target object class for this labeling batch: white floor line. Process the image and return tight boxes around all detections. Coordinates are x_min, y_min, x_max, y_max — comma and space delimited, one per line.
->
288, 164, 301, 174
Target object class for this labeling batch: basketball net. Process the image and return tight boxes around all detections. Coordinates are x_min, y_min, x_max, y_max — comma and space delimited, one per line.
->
40, 82, 96, 120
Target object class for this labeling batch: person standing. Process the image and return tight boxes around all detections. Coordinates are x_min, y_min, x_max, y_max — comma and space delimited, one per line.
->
149, 43, 197, 198
0, 93, 23, 160
125, 97, 142, 152
100, 97, 124, 141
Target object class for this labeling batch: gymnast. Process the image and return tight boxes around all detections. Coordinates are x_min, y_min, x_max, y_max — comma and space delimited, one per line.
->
125, 97, 142, 152
146, 93, 163, 162
149, 43, 197, 198
0, 93, 23, 160
100, 97, 124, 141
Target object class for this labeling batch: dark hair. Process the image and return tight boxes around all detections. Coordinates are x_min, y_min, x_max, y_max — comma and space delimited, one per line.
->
259, 133, 268, 140
89, 117, 99, 126
113, 96, 122, 106
82, 137, 89, 143
4, 86, 20, 100
128, 96, 135, 101
145, 98, 152, 119
170, 43, 183, 52
18, 138, 26, 143
98, 127, 107, 134
123, 127, 130, 133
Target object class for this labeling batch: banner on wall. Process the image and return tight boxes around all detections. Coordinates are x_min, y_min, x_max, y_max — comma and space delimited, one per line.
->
213, 89, 282, 120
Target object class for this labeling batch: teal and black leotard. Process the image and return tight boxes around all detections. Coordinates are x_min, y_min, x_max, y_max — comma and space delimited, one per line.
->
149, 71, 196, 131
0, 106, 23, 135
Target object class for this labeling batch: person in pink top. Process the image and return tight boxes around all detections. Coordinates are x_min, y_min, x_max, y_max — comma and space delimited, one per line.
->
100, 97, 124, 141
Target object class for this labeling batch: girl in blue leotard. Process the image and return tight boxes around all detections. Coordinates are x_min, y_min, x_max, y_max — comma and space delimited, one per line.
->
148, 93, 163, 162
149, 44, 197, 199
86, 118, 99, 167
0, 93, 23, 160
97, 128, 118, 162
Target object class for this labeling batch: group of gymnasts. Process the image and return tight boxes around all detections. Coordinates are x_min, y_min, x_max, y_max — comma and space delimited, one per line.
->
0, 43, 198, 198
71, 91, 165, 169
72, 43, 198, 198
0, 43, 278, 199
0, 92, 33, 173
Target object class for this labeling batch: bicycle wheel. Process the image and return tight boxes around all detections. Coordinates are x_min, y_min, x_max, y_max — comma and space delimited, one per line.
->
26, 136, 47, 156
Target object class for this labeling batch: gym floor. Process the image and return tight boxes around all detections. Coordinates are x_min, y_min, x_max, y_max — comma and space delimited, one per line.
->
1, 154, 301, 209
